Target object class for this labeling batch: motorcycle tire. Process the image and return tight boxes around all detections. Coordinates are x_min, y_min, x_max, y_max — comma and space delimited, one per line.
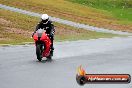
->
36, 44, 42, 61
46, 55, 52, 61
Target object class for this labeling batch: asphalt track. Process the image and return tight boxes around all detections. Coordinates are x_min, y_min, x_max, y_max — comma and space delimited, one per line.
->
0, 37, 132, 88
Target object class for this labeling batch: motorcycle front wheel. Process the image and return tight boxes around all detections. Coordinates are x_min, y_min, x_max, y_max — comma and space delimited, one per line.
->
36, 44, 42, 61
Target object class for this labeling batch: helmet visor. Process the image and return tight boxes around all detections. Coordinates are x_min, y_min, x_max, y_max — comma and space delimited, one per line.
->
42, 19, 49, 23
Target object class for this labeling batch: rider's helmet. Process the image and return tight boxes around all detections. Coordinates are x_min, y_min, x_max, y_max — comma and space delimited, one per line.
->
41, 14, 49, 24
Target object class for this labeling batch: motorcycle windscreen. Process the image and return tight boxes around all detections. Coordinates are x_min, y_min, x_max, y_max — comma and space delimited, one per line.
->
37, 29, 44, 38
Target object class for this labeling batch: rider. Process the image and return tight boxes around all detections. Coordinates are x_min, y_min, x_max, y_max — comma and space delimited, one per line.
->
32, 14, 55, 52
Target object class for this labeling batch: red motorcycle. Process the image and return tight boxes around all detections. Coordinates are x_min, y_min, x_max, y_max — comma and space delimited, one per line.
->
33, 29, 53, 61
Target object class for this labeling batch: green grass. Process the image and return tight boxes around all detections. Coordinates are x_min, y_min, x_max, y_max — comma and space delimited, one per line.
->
68, 0, 132, 21
0, 9, 119, 45
0, 0, 132, 32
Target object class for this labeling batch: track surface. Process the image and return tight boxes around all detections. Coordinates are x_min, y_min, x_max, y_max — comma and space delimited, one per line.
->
0, 37, 132, 88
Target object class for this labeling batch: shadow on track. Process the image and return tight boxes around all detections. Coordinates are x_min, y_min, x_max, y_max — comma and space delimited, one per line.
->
36, 59, 53, 63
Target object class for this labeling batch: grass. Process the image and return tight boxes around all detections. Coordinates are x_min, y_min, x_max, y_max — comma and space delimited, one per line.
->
68, 0, 132, 21
0, 9, 118, 45
0, 0, 132, 32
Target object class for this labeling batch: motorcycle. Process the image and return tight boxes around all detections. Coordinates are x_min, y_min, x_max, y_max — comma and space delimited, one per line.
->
33, 28, 53, 61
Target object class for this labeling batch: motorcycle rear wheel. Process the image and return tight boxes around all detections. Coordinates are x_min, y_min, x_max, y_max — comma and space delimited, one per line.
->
46, 55, 52, 60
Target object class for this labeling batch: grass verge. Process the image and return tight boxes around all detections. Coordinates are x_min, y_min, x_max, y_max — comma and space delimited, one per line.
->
0, 9, 119, 45
0, 0, 132, 32
68, 0, 132, 21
